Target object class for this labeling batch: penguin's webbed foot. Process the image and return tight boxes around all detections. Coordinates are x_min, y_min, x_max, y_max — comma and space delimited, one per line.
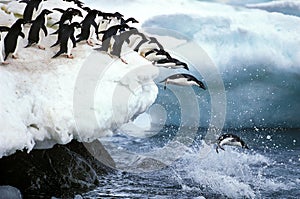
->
12, 55, 18, 59
67, 54, 74, 59
87, 40, 94, 46
38, 45, 46, 50
120, 58, 128, 64
1, 61, 9, 65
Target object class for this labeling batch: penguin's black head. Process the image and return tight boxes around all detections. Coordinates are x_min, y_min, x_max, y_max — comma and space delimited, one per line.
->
241, 140, 249, 149
15, 18, 25, 25
71, 8, 83, 17
42, 9, 53, 15
128, 17, 139, 23
197, 80, 206, 90
71, 22, 81, 29
113, 12, 123, 19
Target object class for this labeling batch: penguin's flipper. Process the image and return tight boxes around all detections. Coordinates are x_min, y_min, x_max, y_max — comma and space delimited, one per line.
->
0, 26, 10, 32
19, 32, 25, 39
19, 0, 30, 4
53, 8, 66, 13
42, 25, 48, 37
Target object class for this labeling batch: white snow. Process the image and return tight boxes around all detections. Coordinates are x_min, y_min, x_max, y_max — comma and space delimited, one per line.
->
0, 1, 158, 157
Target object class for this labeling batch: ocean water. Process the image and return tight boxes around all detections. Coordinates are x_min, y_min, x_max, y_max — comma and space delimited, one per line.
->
83, 126, 300, 198
78, 0, 300, 198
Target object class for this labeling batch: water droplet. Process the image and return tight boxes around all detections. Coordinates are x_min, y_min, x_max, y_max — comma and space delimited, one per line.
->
266, 135, 271, 140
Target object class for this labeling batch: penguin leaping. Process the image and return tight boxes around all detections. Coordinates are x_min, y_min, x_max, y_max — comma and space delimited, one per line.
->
216, 134, 249, 153
159, 73, 206, 90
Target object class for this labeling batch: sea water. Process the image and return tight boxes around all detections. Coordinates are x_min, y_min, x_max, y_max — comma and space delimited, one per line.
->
83, 127, 300, 198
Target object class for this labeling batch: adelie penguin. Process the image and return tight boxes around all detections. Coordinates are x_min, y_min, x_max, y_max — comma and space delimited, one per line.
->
153, 50, 189, 70
52, 22, 81, 59
4, 19, 25, 61
19, 0, 46, 24
159, 73, 206, 90
216, 134, 249, 153
76, 9, 102, 46
51, 8, 83, 47
25, 9, 52, 50
0, 26, 10, 65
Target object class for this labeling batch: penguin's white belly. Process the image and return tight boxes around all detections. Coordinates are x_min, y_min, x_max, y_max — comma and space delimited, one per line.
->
166, 78, 197, 86
145, 53, 167, 62
0, 37, 4, 62
219, 138, 242, 147
67, 38, 73, 56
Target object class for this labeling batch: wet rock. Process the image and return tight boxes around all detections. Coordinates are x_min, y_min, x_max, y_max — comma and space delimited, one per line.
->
0, 140, 115, 198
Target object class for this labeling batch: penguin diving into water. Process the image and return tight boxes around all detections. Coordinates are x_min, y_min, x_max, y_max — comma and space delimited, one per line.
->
216, 134, 249, 153
4, 19, 25, 61
25, 9, 52, 49
159, 73, 206, 90
0, 26, 10, 65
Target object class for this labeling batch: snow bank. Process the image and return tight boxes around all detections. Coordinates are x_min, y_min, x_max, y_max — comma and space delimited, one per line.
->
0, 5, 158, 157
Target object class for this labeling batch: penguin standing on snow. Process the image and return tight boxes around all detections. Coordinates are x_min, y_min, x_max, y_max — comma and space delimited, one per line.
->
25, 9, 52, 49
0, 26, 10, 64
51, 8, 82, 47
19, 0, 46, 23
76, 9, 101, 46
4, 19, 25, 61
159, 73, 206, 90
52, 22, 81, 59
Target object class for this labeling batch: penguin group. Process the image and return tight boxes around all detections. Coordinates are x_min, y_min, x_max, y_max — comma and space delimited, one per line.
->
0, 0, 207, 91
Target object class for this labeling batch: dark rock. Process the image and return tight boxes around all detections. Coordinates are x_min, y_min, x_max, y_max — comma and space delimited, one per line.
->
0, 140, 115, 198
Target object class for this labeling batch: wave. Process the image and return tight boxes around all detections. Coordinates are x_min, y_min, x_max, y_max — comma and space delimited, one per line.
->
142, 8, 300, 128
246, 0, 300, 17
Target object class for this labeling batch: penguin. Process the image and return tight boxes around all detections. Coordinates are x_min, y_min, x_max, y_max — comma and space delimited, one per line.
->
76, 9, 101, 46
144, 49, 169, 62
119, 17, 139, 32
25, 9, 52, 49
134, 36, 164, 56
153, 50, 189, 70
153, 58, 189, 70
62, 0, 84, 8
216, 134, 249, 153
52, 22, 81, 59
121, 17, 139, 25
159, 73, 206, 90
0, 26, 10, 64
19, 0, 46, 23
51, 8, 83, 47
95, 23, 130, 52
4, 19, 25, 61
52, 7, 83, 28
109, 28, 141, 64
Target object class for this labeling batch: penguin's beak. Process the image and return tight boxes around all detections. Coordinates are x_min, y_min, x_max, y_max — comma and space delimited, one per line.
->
198, 81, 206, 90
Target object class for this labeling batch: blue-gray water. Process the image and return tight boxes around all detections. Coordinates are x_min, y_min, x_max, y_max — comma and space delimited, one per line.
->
83, 127, 300, 198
